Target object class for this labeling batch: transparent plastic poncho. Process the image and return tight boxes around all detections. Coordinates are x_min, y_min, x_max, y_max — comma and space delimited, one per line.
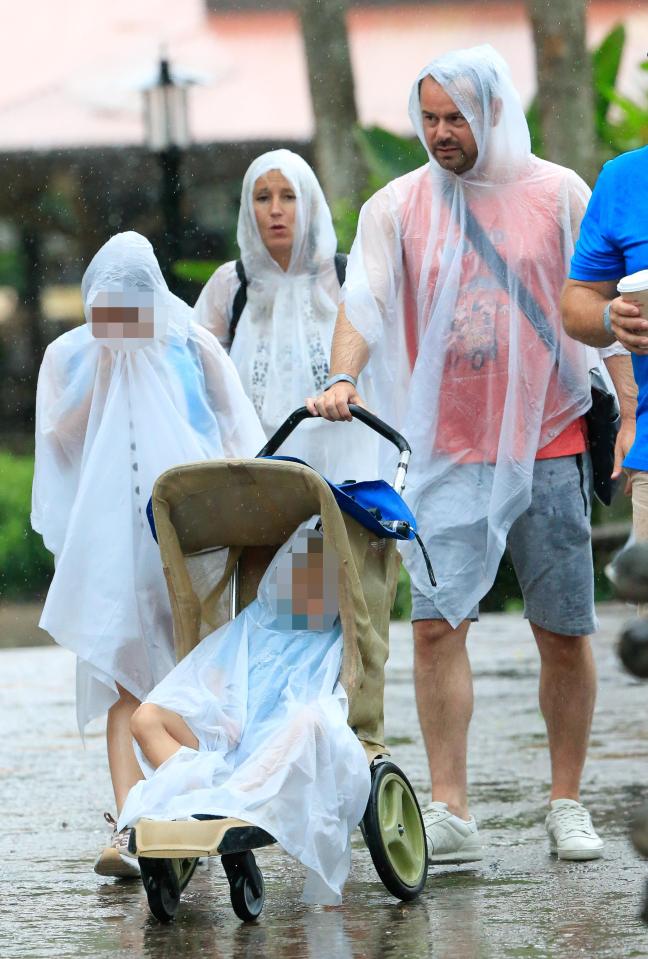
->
32, 232, 266, 731
343, 46, 596, 625
194, 149, 380, 482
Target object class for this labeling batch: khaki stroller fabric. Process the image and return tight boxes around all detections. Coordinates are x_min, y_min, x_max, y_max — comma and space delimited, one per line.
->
151, 459, 400, 752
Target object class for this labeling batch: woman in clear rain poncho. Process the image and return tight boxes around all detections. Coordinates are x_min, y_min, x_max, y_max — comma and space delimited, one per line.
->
194, 149, 378, 482
32, 232, 265, 875
119, 519, 370, 906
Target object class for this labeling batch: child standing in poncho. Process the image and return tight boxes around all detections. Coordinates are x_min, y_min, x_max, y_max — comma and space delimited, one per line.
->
32, 232, 265, 877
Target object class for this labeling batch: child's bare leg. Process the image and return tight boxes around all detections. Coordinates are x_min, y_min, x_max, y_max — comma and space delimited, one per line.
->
107, 684, 144, 814
130, 703, 198, 769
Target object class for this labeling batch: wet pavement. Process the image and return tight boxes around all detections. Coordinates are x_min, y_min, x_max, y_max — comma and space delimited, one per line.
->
3, 604, 648, 958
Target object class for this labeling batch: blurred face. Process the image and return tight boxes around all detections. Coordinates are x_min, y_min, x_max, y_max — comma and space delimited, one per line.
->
419, 76, 478, 175
90, 291, 155, 339
252, 169, 297, 270
270, 530, 339, 631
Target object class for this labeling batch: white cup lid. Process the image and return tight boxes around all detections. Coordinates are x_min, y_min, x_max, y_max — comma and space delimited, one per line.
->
618, 270, 648, 294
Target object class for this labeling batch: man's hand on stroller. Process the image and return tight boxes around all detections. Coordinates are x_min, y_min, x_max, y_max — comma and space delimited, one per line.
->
306, 306, 370, 420
306, 380, 366, 422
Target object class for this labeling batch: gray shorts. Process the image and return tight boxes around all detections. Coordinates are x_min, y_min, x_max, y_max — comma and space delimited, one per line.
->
410, 453, 598, 636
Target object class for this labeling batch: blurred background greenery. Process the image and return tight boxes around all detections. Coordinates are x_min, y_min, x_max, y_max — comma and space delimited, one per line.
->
0, 452, 52, 601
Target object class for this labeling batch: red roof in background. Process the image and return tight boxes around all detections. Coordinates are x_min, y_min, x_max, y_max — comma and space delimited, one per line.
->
0, 0, 645, 152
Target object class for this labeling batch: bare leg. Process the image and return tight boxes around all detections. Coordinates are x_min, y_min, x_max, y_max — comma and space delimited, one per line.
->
531, 623, 596, 801
107, 684, 145, 815
413, 618, 473, 819
130, 703, 199, 770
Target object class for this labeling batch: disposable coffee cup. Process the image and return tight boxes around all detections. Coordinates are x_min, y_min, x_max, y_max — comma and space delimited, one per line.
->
618, 270, 648, 317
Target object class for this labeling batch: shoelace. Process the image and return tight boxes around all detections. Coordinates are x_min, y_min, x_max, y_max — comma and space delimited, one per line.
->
551, 804, 593, 835
423, 806, 451, 826
104, 811, 131, 850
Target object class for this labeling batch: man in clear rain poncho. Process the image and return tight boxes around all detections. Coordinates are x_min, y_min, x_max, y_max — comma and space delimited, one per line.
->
309, 46, 629, 863
32, 232, 265, 876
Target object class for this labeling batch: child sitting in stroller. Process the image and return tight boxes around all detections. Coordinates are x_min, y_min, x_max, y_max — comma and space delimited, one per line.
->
118, 518, 371, 904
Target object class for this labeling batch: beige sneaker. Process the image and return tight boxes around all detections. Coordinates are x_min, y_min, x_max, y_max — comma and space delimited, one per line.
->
93, 812, 140, 879
423, 801, 484, 864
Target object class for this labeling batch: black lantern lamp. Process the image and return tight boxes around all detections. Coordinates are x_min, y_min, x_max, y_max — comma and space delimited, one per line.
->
142, 57, 191, 289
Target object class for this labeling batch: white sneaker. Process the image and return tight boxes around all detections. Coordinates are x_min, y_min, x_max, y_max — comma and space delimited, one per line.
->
94, 812, 140, 879
545, 799, 604, 861
422, 801, 484, 864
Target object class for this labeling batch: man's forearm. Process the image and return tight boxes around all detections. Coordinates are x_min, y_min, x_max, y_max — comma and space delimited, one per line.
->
563, 277, 648, 355
329, 304, 370, 379
561, 279, 617, 347
604, 353, 637, 421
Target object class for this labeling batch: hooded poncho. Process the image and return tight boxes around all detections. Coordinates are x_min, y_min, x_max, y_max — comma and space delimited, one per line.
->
194, 149, 379, 482
32, 232, 266, 731
342, 45, 599, 626
118, 519, 370, 906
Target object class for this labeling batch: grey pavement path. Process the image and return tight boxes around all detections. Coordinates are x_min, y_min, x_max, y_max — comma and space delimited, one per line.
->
2, 605, 648, 958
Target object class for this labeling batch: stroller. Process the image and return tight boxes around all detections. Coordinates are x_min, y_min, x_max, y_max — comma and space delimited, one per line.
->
131, 407, 430, 922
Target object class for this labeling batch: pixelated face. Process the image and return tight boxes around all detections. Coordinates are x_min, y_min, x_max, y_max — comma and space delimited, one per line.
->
90, 290, 155, 340
270, 529, 339, 631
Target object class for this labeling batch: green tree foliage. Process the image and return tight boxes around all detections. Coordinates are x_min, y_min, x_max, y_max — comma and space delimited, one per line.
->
592, 24, 626, 148
529, 24, 648, 160
0, 452, 53, 599
173, 258, 222, 285
332, 126, 426, 252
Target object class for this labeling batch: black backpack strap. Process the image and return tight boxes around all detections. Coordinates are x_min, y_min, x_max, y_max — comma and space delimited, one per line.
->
230, 255, 345, 342
334, 252, 347, 287
229, 259, 248, 342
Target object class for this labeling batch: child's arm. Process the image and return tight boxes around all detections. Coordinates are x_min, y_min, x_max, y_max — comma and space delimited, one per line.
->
37, 344, 112, 462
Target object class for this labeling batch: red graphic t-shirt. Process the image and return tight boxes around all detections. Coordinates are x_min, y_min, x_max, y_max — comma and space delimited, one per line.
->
400, 174, 587, 464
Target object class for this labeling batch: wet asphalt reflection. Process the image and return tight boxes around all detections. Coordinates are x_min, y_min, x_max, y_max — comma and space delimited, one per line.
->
3, 605, 648, 958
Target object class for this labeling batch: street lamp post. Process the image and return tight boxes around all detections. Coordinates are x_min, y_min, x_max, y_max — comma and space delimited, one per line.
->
142, 57, 191, 290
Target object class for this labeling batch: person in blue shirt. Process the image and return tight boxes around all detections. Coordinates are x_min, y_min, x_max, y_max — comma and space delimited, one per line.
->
561, 146, 646, 533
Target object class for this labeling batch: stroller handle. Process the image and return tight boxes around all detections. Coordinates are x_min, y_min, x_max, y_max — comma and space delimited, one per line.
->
257, 405, 412, 458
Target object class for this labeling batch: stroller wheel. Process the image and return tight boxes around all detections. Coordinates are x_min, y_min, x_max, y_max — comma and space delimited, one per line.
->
140, 856, 198, 923
362, 760, 428, 900
223, 850, 265, 922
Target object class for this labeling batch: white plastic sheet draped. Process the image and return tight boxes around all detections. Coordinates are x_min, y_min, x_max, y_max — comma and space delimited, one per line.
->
32, 232, 266, 731
194, 149, 379, 483
118, 521, 370, 905
343, 46, 594, 625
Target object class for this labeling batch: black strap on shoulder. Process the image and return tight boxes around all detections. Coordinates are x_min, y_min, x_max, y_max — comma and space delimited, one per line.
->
460, 204, 557, 355
437, 172, 557, 359
229, 253, 347, 343
334, 252, 347, 287
229, 259, 248, 342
